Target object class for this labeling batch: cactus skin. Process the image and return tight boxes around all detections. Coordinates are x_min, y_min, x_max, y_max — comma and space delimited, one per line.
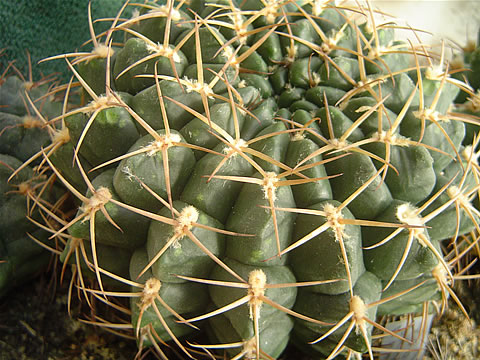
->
0, 69, 62, 163
452, 31, 480, 159
0, 61, 66, 297
0, 153, 53, 298
26, 0, 480, 359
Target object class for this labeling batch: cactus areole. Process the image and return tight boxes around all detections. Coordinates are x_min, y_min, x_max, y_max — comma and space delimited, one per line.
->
26, 0, 480, 359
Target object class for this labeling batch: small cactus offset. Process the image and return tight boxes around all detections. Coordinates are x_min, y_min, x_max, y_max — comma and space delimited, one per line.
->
452, 28, 480, 148
0, 54, 65, 297
24, 0, 480, 358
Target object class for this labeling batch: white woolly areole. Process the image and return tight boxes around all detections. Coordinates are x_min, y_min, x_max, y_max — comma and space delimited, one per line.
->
228, 11, 247, 41
92, 43, 114, 58
413, 108, 447, 123
425, 65, 447, 81
263, 0, 281, 24
330, 138, 348, 150
355, 105, 372, 114
373, 131, 410, 147
396, 203, 423, 227
321, 27, 344, 54
223, 45, 237, 64
396, 203, 427, 246
431, 263, 448, 289
461, 145, 478, 164
131, 8, 140, 20
81, 187, 112, 219
311, 72, 321, 85
312, 0, 336, 16
363, 19, 374, 35
243, 338, 257, 360
262, 172, 279, 202
291, 132, 305, 141
177, 206, 199, 229
52, 127, 71, 145
267, 65, 277, 73
323, 202, 346, 240
147, 133, 182, 156
23, 81, 34, 91
84, 93, 118, 115
368, 45, 390, 60
284, 45, 298, 64
182, 78, 214, 98
248, 269, 267, 319
146, 43, 182, 63
171, 206, 199, 248
446, 186, 471, 210
350, 295, 367, 331
141, 277, 161, 306
21, 115, 43, 128
121, 166, 136, 182
223, 139, 248, 156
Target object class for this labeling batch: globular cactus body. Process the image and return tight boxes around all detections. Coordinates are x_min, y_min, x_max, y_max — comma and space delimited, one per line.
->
28, 0, 480, 359
0, 63, 64, 297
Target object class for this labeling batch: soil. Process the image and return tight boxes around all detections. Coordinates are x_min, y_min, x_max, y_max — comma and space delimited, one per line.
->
0, 262, 140, 360
422, 281, 480, 360
1, 260, 479, 360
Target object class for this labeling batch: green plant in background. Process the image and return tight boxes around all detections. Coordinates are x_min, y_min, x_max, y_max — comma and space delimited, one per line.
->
0, 0, 132, 80
21, 0, 480, 358
451, 27, 480, 98
0, 56, 65, 297
0, 154, 52, 298
451, 28, 480, 149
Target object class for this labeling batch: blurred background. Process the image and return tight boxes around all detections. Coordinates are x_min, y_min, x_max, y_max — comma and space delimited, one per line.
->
366, 0, 480, 56
1, 0, 480, 79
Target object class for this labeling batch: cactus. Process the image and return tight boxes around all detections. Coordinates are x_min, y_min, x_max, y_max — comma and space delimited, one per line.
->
25, 0, 480, 358
0, 57, 64, 297
451, 28, 480, 148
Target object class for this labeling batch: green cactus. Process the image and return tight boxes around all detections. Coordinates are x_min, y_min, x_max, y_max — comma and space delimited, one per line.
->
0, 59, 63, 162
0, 154, 53, 297
0, 60, 65, 297
450, 27, 480, 146
24, 0, 480, 359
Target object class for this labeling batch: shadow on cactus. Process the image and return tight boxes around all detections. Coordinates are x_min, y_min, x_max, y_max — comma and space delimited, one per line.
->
19, 0, 480, 359
0, 51, 70, 298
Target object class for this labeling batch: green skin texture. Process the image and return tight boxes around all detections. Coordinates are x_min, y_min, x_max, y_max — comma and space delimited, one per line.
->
131, 79, 211, 132
0, 155, 51, 297
69, 168, 150, 249
209, 257, 297, 342
113, 130, 196, 213
377, 275, 441, 316
362, 200, 440, 282
453, 30, 480, 142
0, 72, 63, 297
35, 0, 478, 358
0, 75, 62, 163
293, 271, 382, 354
147, 200, 225, 283
113, 38, 189, 95
290, 200, 364, 295
180, 102, 246, 159
128, 247, 210, 345
65, 92, 140, 168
